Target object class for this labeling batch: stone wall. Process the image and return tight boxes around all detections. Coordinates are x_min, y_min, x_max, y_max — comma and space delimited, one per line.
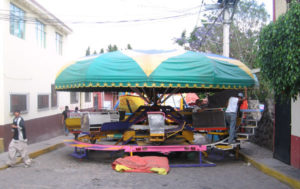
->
250, 99, 275, 150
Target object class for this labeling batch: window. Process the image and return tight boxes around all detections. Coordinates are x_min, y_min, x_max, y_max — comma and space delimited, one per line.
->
85, 92, 91, 102
51, 84, 57, 107
38, 95, 49, 109
10, 94, 28, 113
55, 32, 62, 55
10, 3, 25, 39
70, 92, 79, 104
36, 20, 45, 48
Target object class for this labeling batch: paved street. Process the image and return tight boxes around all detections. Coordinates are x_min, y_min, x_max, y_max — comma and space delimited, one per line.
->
0, 146, 290, 189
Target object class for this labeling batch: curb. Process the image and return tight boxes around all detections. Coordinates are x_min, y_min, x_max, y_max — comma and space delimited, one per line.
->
0, 142, 65, 171
240, 152, 300, 189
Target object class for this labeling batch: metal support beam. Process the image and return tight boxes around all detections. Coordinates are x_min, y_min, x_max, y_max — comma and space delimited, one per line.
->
170, 151, 216, 168
160, 88, 180, 104
153, 88, 157, 104
130, 87, 150, 104
157, 87, 170, 104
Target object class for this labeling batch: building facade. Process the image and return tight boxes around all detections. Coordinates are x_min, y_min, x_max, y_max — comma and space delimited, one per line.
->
93, 92, 119, 110
0, 0, 93, 151
273, 0, 300, 169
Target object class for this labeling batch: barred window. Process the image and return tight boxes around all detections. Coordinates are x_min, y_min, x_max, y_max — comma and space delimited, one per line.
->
38, 95, 49, 109
70, 92, 79, 104
85, 92, 91, 102
10, 94, 28, 112
51, 84, 57, 107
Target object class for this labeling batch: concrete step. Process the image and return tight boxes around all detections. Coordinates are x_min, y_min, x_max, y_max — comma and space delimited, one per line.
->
237, 132, 253, 136
215, 144, 234, 150
240, 125, 257, 129
237, 137, 248, 141
244, 119, 259, 122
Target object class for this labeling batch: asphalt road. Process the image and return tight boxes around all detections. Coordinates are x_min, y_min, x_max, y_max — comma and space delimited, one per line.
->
0, 146, 290, 189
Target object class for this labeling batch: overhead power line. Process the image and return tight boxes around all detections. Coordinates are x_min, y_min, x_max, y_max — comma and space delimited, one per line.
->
198, 6, 226, 47
230, 0, 240, 21
171, 4, 206, 14
0, 6, 216, 25
195, 0, 205, 27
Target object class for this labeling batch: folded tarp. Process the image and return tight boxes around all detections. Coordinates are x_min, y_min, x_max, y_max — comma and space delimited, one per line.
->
112, 156, 169, 175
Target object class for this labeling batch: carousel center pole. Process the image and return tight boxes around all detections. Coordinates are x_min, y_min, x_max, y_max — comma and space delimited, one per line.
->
130, 87, 180, 106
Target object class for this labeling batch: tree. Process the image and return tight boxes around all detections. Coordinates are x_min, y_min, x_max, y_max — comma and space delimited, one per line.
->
86, 46, 91, 56
107, 44, 119, 52
175, 0, 269, 68
107, 44, 114, 52
113, 45, 118, 51
127, 44, 132, 50
86, 44, 131, 55
258, 1, 300, 100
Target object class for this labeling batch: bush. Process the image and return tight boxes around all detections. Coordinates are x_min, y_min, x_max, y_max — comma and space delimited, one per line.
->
258, 1, 300, 101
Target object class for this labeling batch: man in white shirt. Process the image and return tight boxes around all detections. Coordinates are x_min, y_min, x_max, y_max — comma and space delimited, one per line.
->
7, 110, 31, 167
225, 93, 244, 144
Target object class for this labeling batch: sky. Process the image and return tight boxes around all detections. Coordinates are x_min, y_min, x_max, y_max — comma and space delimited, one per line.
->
36, 0, 273, 60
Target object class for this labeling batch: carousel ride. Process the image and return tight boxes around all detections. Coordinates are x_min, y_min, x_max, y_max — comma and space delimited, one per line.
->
55, 49, 260, 167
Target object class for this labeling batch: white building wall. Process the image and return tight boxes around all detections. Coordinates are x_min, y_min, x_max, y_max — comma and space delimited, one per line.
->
291, 97, 300, 137
274, 0, 288, 20
0, 0, 5, 125
1, 0, 93, 125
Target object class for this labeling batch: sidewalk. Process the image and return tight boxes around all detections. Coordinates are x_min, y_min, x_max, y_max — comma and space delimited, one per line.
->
240, 142, 300, 189
0, 135, 67, 170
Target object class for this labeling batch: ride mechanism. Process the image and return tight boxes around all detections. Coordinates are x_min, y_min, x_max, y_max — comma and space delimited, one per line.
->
55, 49, 261, 167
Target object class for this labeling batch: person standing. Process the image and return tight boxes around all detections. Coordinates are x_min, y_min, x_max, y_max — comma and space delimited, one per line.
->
62, 106, 70, 136
193, 99, 203, 112
193, 98, 209, 113
225, 93, 244, 144
7, 110, 31, 168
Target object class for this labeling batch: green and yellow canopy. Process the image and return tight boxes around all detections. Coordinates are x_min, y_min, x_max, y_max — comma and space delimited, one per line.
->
55, 50, 258, 93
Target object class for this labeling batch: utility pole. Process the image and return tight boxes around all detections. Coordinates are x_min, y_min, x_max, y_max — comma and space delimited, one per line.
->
205, 0, 238, 57
223, 5, 230, 57
222, 0, 239, 57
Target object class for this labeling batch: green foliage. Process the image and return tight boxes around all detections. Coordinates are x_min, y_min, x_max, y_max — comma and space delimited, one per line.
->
249, 75, 274, 103
176, 0, 272, 102
127, 44, 132, 50
258, 1, 300, 100
107, 44, 113, 52
107, 44, 119, 52
175, 0, 269, 69
113, 45, 118, 51
197, 92, 214, 99
85, 46, 90, 56
86, 44, 132, 55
